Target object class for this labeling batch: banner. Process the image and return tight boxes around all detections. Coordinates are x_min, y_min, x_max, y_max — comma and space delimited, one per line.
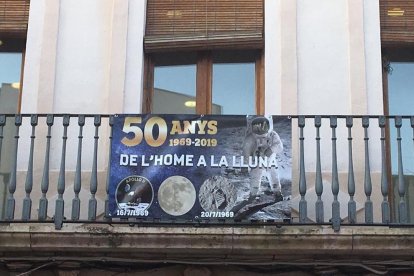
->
108, 115, 292, 221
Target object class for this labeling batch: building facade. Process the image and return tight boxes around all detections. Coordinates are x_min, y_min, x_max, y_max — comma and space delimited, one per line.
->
1, 0, 414, 275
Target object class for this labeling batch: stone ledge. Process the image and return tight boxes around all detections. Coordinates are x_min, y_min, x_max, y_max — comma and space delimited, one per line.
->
0, 224, 413, 261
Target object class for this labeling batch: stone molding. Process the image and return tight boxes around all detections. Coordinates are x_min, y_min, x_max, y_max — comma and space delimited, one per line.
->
0, 224, 413, 262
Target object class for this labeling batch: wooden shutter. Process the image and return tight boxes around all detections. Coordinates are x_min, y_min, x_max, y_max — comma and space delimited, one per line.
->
144, 0, 263, 52
380, 0, 414, 45
0, 0, 30, 38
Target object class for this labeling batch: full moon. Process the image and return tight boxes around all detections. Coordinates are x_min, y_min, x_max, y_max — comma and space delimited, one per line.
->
158, 176, 196, 216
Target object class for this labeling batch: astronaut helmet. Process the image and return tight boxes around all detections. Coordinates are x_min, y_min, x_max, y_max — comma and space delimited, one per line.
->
246, 115, 273, 138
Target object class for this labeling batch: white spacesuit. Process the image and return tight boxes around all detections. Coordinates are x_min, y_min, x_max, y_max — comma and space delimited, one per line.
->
242, 116, 284, 201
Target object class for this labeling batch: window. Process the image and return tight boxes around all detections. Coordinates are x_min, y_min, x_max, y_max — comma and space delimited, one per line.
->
143, 0, 264, 115
380, 0, 414, 222
0, 0, 30, 113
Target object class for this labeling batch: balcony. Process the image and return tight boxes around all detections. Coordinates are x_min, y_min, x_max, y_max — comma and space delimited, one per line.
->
1, 114, 414, 273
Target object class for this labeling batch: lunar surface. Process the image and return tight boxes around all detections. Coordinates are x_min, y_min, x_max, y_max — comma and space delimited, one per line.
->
158, 175, 196, 216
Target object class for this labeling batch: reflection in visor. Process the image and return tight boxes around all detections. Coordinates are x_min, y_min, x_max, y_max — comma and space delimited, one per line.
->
251, 117, 270, 135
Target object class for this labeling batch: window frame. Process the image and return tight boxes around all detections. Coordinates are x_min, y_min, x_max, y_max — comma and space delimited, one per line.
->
142, 49, 264, 115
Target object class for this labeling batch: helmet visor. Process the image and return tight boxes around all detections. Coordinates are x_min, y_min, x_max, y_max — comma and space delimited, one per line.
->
251, 117, 270, 135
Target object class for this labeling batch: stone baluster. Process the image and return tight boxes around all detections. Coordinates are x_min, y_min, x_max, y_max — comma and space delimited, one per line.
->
54, 115, 70, 229
6, 115, 22, 221
395, 116, 407, 223
38, 115, 54, 220
88, 115, 101, 221
315, 116, 324, 223
0, 115, 5, 219
22, 115, 38, 220
331, 116, 340, 231
105, 116, 114, 221
298, 116, 307, 223
71, 115, 85, 221
363, 117, 373, 223
0, 115, 5, 178
346, 116, 356, 223
379, 116, 390, 223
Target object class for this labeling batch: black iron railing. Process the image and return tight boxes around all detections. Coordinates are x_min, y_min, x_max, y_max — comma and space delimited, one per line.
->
0, 114, 413, 230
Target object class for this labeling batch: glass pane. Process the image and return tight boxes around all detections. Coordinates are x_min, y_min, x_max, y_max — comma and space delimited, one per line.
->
0, 53, 21, 113
0, 52, 21, 219
212, 62, 255, 115
388, 62, 414, 222
389, 62, 414, 116
153, 64, 196, 114
388, 62, 414, 175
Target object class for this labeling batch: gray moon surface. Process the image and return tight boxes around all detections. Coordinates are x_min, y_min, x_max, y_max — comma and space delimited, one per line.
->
158, 175, 196, 216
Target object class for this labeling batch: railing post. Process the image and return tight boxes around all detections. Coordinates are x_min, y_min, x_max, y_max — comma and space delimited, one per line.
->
330, 116, 340, 231
88, 115, 101, 221
22, 115, 38, 220
39, 115, 54, 221
0, 115, 5, 179
362, 116, 373, 224
298, 116, 307, 223
346, 116, 356, 224
54, 115, 70, 229
105, 115, 114, 221
0, 115, 3, 219
395, 116, 407, 223
6, 115, 22, 221
379, 116, 390, 224
315, 116, 324, 223
72, 115, 84, 221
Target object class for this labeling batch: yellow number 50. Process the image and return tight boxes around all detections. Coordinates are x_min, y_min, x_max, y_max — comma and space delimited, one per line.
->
121, 117, 167, 147
121, 117, 143, 147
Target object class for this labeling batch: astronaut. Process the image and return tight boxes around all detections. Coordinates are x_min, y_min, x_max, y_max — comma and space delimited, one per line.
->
242, 116, 284, 202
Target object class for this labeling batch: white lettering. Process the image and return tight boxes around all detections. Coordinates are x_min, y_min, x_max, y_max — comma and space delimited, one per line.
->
154, 155, 163, 165
120, 154, 129, 166
210, 155, 219, 167
248, 156, 258, 168
130, 155, 138, 166
164, 154, 173, 165
174, 154, 185, 166
197, 155, 207, 167
141, 155, 150, 167
269, 157, 278, 168
186, 155, 194, 166
218, 156, 228, 167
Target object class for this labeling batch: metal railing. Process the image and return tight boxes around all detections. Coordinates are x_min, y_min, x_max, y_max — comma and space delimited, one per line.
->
0, 114, 413, 230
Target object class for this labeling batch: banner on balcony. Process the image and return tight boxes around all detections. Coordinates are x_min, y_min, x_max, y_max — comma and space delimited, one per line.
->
108, 114, 292, 221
